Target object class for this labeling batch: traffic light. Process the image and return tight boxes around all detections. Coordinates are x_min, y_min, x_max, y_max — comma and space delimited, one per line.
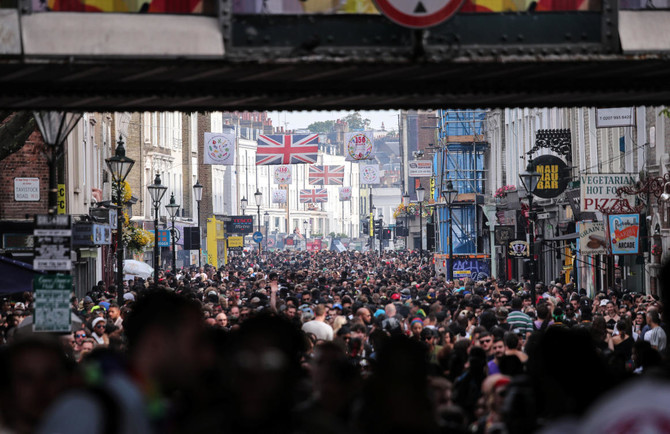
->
382, 228, 392, 240
395, 222, 407, 237
374, 219, 383, 238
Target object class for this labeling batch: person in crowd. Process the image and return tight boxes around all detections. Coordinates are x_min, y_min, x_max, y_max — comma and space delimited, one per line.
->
0, 249, 664, 434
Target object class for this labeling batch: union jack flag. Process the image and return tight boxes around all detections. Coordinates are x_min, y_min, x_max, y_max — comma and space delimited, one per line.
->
299, 189, 328, 203
309, 165, 345, 185
256, 134, 319, 165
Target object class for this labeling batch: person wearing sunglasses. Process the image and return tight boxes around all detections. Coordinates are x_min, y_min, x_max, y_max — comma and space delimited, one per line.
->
73, 330, 87, 352
90, 317, 109, 347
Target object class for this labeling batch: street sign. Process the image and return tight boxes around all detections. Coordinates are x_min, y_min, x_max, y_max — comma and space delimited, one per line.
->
149, 229, 171, 247
227, 236, 244, 249
34, 214, 72, 271
33, 275, 72, 333
372, 0, 465, 29
14, 177, 40, 201
252, 231, 263, 243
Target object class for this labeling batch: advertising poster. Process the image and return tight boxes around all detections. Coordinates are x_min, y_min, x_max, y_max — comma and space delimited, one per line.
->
607, 214, 640, 255
578, 221, 608, 255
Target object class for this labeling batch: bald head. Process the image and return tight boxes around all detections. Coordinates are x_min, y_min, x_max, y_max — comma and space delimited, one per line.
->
385, 303, 396, 318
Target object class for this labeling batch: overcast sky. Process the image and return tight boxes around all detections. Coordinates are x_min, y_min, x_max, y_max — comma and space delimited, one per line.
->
267, 110, 401, 131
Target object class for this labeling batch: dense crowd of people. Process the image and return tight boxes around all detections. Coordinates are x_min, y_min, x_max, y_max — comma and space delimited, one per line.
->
0, 249, 669, 433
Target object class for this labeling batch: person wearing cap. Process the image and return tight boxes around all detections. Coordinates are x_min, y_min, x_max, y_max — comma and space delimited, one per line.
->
90, 317, 108, 347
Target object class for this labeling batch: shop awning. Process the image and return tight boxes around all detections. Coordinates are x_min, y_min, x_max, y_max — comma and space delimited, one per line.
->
0, 256, 45, 294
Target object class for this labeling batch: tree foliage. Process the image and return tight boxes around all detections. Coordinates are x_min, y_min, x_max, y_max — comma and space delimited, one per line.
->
0, 112, 37, 161
307, 120, 335, 134
344, 112, 371, 130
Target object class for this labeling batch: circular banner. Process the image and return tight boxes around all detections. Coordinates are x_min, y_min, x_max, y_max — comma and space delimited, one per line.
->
273, 165, 292, 184
347, 132, 374, 161
531, 155, 570, 199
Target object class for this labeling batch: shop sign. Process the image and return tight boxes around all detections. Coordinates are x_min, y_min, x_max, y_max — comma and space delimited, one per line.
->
408, 160, 433, 177
72, 223, 112, 246
531, 155, 570, 199
508, 240, 530, 257
606, 214, 640, 255
226, 216, 254, 234
578, 221, 608, 255
494, 225, 515, 245
579, 173, 637, 213
596, 108, 635, 128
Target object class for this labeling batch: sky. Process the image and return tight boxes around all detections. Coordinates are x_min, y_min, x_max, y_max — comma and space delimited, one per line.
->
267, 110, 401, 131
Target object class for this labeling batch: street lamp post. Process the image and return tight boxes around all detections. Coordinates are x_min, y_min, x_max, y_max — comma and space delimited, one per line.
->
105, 136, 135, 305
378, 211, 383, 257
416, 185, 425, 260
165, 193, 180, 274
33, 111, 83, 214
303, 220, 308, 250
241, 196, 248, 215
193, 180, 203, 268
264, 211, 270, 250
147, 173, 167, 287
403, 192, 410, 250
442, 181, 459, 282
255, 189, 262, 255
519, 159, 541, 304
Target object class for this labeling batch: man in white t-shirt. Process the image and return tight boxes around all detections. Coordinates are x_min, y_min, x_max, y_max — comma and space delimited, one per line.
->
302, 304, 333, 341
644, 310, 666, 352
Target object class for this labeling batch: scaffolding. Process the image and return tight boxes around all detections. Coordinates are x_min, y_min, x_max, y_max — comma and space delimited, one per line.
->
434, 110, 489, 256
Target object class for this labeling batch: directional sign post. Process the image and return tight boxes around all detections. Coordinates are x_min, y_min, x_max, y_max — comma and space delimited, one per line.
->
33, 214, 72, 272
373, 0, 466, 29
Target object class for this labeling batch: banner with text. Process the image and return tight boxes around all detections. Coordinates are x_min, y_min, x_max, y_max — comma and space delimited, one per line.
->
344, 131, 375, 161
273, 165, 292, 184
339, 186, 352, 201
408, 160, 433, 177
580, 173, 637, 213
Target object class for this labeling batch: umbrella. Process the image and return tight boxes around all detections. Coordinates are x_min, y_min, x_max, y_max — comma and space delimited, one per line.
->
123, 260, 154, 279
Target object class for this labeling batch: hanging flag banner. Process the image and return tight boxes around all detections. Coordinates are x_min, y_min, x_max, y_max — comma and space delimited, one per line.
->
273, 165, 292, 184
203, 132, 236, 165
339, 186, 352, 201
309, 165, 345, 185
360, 164, 381, 185
345, 131, 375, 161
272, 189, 287, 204
256, 134, 319, 165
300, 189, 328, 203
578, 221, 608, 255
606, 214, 640, 255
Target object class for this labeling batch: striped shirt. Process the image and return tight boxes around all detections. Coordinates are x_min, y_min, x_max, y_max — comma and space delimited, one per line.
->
508, 310, 534, 334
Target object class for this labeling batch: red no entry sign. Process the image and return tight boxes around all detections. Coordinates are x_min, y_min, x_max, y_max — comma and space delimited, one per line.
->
373, 0, 465, 28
